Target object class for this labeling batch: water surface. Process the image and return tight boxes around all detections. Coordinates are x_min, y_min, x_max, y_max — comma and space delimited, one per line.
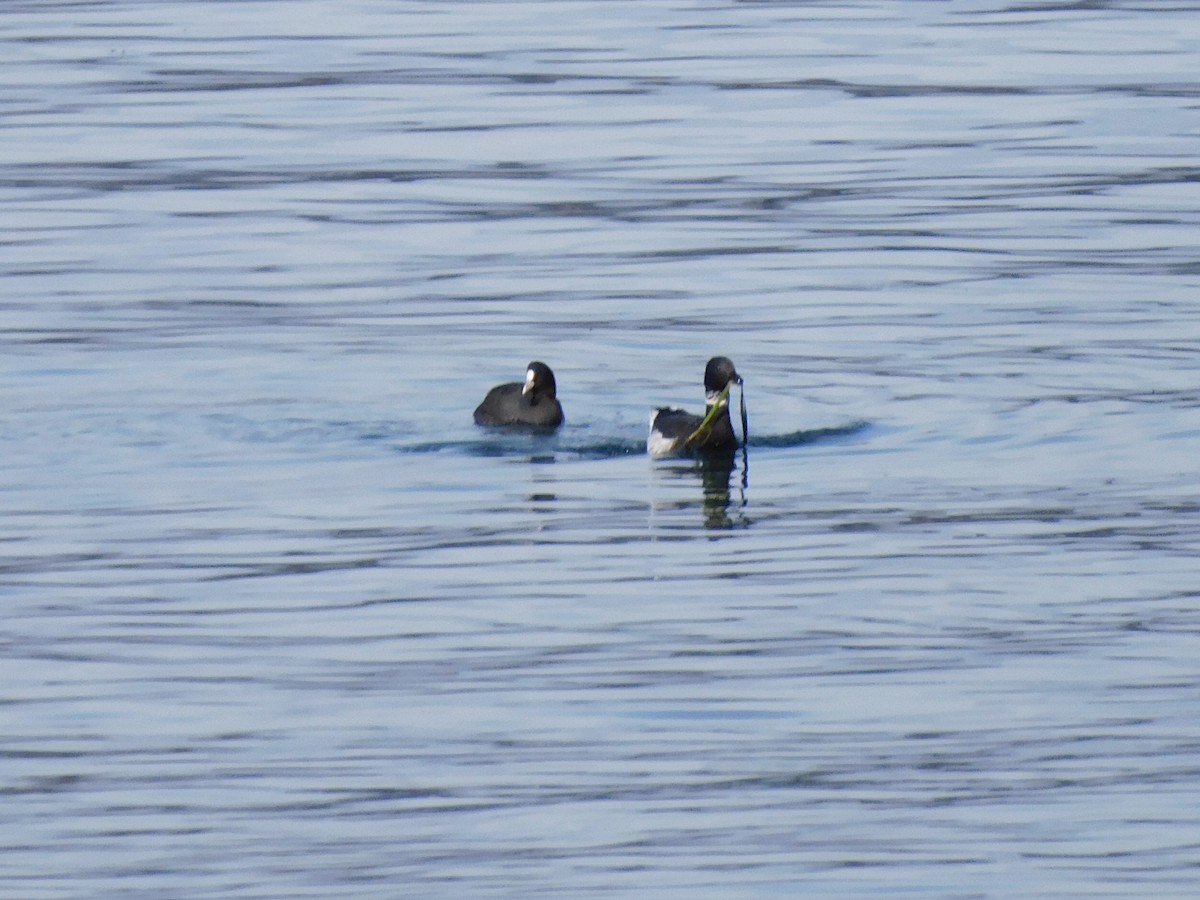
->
3, 1, 1200, 897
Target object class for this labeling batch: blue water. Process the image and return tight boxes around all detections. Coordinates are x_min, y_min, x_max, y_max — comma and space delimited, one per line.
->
3, 1, 1200, 897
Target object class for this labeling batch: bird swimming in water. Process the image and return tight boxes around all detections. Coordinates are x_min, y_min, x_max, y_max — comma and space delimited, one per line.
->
648, 356, 742, 457
473, 361, 564, 429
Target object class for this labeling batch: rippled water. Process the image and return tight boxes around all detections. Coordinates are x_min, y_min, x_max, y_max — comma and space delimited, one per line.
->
4, 1, 1200, 896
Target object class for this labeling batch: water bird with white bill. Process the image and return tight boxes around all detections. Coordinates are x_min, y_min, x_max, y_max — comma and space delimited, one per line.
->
473, 361, 564, 429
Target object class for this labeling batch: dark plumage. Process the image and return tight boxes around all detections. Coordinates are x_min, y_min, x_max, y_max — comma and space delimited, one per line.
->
473, 361, 563, 429
648, 356, 742, 457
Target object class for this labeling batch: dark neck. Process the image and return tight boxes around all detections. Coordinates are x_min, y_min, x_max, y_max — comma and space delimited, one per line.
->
699, 403, 737, 448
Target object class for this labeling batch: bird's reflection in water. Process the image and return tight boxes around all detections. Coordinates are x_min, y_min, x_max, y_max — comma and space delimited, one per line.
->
526, 453, 558, 506
655, 445, 749, 530
697, 444, 749, 530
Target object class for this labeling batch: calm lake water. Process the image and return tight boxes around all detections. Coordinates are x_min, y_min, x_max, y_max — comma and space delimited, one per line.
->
3, 1, 1200, 896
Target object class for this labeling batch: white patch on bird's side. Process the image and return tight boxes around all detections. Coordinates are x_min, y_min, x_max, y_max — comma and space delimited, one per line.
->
522, 368, 536, 394
646, 411, 679, 458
